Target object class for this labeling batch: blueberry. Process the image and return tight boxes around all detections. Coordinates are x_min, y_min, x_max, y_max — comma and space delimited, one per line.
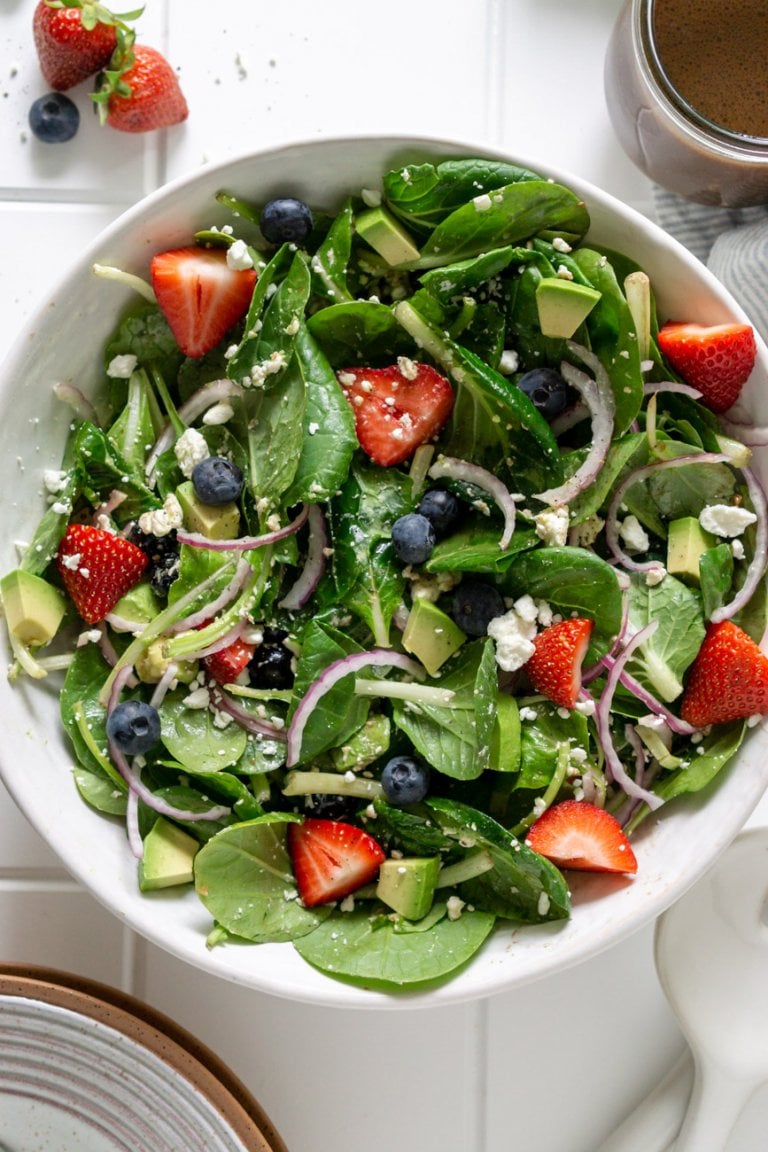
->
128, 527, 180, 597
260, 197, 314, 245
381, 756, 431, 806
249, 640, 294, 689
451, 580, 505, 636
191, 456, 243, 505
517, 367, 568, 419
29, 93, 80, 143
417, 488, 462, 537
106, 700, 161, 757
391, 513, 436, 565
305, 793, 359, 821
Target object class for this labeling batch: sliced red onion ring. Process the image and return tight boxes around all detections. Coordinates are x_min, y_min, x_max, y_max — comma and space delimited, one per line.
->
286, 650, 425, 767
188, 618, 247, 661
601, 653, 699, 735
643, 380, 702, 401
533, 342, 615, 506
710, 467, 768, 624
53, 381, 99, 424
169, 556, 253, 634
105, 612, 144, 633
596, 621, 664, 810
149, 661, 180, 710
428, 455, 517, 549
278, 504, 328, 610
176, 504, 309, 553
126, 786, 142, 859
110, 742, 230, 825
210, 687, 288, 742
107, 662, 137, 716
145, 379, 244, 484
605, 452, 730, 574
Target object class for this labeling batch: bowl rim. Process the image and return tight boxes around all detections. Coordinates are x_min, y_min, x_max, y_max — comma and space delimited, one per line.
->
2, 133, 767, 1009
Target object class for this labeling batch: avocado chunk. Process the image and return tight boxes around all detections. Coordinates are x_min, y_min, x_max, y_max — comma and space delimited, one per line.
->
667, 516, 716, 585
135, 638, 198, 684
176, 480, 240, 540
376, 855, 440, 920
489, 692, 521, 773
402, 597, 466, 676
138, 816, 199, 892
112, 580, 162, 626
331, 714, 391, 772
0, 569, 66, 647
355, 206, 420, 266
535, 278, 601, 338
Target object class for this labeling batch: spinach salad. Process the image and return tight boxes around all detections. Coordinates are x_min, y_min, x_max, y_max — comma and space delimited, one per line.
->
3, 156, 766, 992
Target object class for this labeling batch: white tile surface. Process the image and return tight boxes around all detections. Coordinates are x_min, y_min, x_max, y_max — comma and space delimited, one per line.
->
0, 3, 765, 1150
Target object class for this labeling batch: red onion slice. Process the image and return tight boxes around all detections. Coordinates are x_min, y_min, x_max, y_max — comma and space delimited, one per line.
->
145, 379, 245, 484
710, 467, 768, 624
278, 504, 328, 610
188, 618, 247, 661
110, 742, 230, 825
601, 653, 699, 735
643, 380, 702, 401
53, 381, 99, 424
428, 455, 517, 549
596, 621, 665, 810
176, 504, 309, 553
126, 786, 142, 859
169, 556, 253, 634
210, 687, 288, 742
286, 650, 425, 767
605, 452, 730, 575
533, 342, 616, 506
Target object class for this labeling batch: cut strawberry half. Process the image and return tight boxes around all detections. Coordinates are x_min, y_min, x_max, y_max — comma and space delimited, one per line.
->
203, 636, 255, 685
287, 818, 386, 907
337, 362, 454, 467
524, 617, 594, 709
526, 800, 637, 874
149, 246, 257, 359
55, 523, 148, 624
680, 619, 768, 727
657, 321, 757, 413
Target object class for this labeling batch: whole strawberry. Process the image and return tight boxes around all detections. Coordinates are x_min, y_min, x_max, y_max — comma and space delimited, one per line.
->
680, 620, 768, 727
55, 523, 148, 624
94, 34, 188, 133
32, 0, 139, 92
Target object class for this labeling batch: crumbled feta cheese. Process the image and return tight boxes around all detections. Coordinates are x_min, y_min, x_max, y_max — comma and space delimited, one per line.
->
183, 686, 211, 709
446, 894, 466, 920
552, 237, 573, 253
498, 349, 519, 375
106, 353, 138, 379
732, 538, 746, 560
247, 350, 287, 388
645, 565, 666, 586
174, 427, 210, 478
396, 356, 419, 381
534, 506, 569, 547
138, 493, 184, 537
360, 188, 382, 207
699, 503, 757, 538
619, 514, 650, 553
556, 264, 574, 280
568, 515, 604, 548
226, 239, 254, 271
43, 469, 68, 494
487, 595, 538, 672
472, 193, 492, 212
76, 628, 102, 647
202, 401, 234, 426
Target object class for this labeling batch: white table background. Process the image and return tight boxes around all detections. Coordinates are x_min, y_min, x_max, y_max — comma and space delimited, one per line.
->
2, 2, 768, 1149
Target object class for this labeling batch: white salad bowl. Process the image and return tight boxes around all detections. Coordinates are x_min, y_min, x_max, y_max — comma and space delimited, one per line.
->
2, 135, 767, 1009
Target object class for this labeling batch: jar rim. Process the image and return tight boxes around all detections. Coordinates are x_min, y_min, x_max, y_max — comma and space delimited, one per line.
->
637, 0, 768, 150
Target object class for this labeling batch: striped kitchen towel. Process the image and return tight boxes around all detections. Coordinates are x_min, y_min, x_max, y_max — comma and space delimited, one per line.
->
653, 187, 768, 346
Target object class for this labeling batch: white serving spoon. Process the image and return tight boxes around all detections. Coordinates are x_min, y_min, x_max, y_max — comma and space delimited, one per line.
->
654, 827, 768, 1152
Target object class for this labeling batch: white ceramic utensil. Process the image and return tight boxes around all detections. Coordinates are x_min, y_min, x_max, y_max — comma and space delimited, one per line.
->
654, 827, 768, 1151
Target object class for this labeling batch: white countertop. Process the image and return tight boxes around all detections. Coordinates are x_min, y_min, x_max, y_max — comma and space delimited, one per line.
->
2, 2, 768, 1149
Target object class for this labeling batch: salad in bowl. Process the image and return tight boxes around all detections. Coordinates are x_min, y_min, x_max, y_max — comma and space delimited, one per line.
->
2, 137, 768, 1005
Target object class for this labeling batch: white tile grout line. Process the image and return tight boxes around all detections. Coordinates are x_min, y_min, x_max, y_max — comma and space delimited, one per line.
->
463, 996, 490, 1151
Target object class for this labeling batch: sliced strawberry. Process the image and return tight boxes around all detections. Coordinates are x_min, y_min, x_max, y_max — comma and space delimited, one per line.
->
524, 617, 594, 709
149, 246, 257, 358
33, 0, 119, 91
55, 523, 148, 624
338, 362, 454, 467
100, 43, 189, 134
203, 636, 255, 686
526, 800, 637, 875
287, 818, 386, 908
680, 619, 768, 727
657, 321, 757, 413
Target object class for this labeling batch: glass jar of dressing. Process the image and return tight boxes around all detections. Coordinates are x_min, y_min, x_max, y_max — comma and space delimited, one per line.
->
605, 0, 768, 207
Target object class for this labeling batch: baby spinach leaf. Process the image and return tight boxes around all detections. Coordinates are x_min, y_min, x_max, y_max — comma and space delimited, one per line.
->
73, 767, 128, 816
104, 302, 183, 389
73, 421, 160, 522
566, 432, 648, 524
647, 443, 736, 519
418, 245, 534, 303
240, 354, 306, 511
293, 902, 495, 987
194, 814, 328, 942
425, 525, 538, 574
700, 543, 734, 620
225, 245, 296, 386
425, 798, 571, 922
518, 704, 589, 790
60, 645, 120, 782
392, 640, 498, 781
309, 196, 354, 303
306, 300, 415, 366
626, 574, 706, 702
107, 369, 163, 473
288, 621, 370, 763
159, 689, 248, 772
501, 546, 623, 662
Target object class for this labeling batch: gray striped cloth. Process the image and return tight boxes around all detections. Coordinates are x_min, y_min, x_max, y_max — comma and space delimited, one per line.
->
653, 187, 768, 346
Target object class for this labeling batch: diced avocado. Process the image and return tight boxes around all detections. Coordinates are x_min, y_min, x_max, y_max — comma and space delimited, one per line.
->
112, 580, 162, 626
0, 569, 66, 647
331, 714, 391, 772
176, 480, 240, 540
135, 638, 198, 684
138, 816, 199, 892
535, 278, 601, 338
667, 516, 716, 585
402, 597, 466, 676
355, 206, 420, 266
376, 855, 440, 921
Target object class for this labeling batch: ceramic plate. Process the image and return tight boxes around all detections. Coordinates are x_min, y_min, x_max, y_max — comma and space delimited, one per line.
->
1, 135, 767, 1008
0, 965, 286, 1152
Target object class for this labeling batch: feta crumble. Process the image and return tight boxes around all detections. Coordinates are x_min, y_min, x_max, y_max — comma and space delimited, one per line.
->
106, 353, 138, 379
226, 239, 254, 271
699, 503, 757, 538
175, 427, 210, 478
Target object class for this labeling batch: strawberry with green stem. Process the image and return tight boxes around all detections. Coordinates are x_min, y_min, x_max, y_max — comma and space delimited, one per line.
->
92, 24, 188, 133
33, 0, 143, 91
